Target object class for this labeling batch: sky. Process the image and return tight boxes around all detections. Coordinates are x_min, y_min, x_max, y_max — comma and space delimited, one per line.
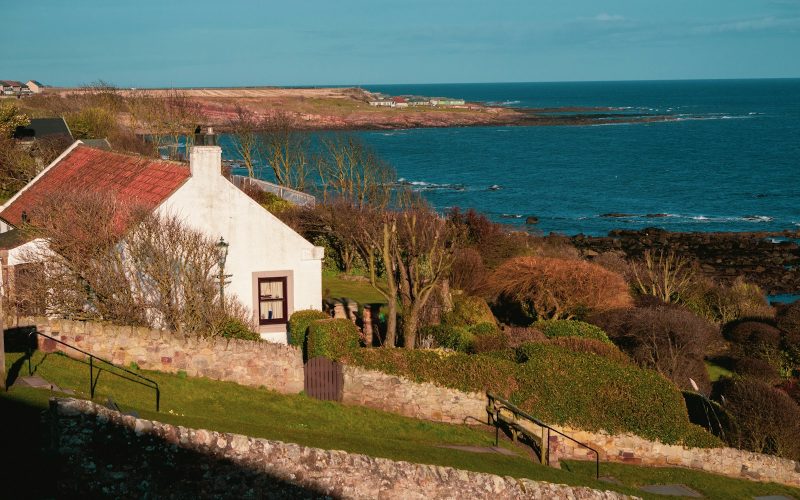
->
2, 0, 799, 87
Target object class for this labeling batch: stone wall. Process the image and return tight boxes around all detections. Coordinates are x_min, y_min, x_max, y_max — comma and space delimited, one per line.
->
16, 316, 303, 394
547, 425, 800, 487
341, 367, 800, 487
341, 366, 487, 424
49, 398, 630, 499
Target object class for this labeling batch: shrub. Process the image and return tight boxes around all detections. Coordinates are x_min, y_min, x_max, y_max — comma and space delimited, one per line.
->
686, 278, 774, 325
66, 106, 116, 139
469, 322, 500, 336
490, 256, 632, 321
782, 330, 800, 372
215, 318, 260, 341
348, 344, 720, 447
545, 337, 631, 365
443, 295, 496, 327
724, 320, 781, 348
418, 324, 474, 352
714, 377, 800, 460
288, 309, 329, 348
776, 300, 800, 336
730, 357, 782, 385
306, 318, 360, 361
504, 326, 547, 347
534, 320, 611, 344
590, 306, 721, 393
470, 330, 510, 354
449, 247, 488, 295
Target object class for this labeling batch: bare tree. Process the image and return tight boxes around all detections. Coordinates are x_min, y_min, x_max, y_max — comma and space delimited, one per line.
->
257, 112, 309, 189
631, 249, 695, 304
227, 106, 261, 177
394, 208, 461, 348
316, 134, 395, 208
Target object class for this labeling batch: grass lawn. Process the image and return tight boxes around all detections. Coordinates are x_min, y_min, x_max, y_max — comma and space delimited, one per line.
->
3, 350, 799, 499
322, 271, 388, 305
706, 361, 734, 382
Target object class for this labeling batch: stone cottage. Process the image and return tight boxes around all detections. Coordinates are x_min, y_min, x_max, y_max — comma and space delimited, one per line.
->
0, 132, 323, 343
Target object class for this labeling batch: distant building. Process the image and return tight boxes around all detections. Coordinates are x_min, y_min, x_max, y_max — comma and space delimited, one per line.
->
1, 80, 24, 95
431, 98, 466, 107
392, 97, 409, 109
26, 80, 45, 93
13, 117, 74, 142
408, 97, 431, 106
368, 99, 395, 107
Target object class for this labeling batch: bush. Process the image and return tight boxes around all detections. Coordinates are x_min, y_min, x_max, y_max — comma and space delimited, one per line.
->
724, 320, 781, 348
590, 306, 721, 393
348, 344, 719, 447
776, 300, 800, 336
504, 326, 547, 347
545, 337, 631, 365
443, 295, 496, 327
714, 377, 800, 460
449, 247, 488, 296
215, 318, 260, 341
418, 324, 474, 352
469, 322, 500, 336
306, 318, 360, 361
490, 256, 632, 321
730, 357, 782, 385
534, 320, 611, 344
288, 309, 329, 348
686, 278, 774, 325
470, 330, 510, 354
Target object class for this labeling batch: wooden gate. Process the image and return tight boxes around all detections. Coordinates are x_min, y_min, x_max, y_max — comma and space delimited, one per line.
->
304, 356, 343, 401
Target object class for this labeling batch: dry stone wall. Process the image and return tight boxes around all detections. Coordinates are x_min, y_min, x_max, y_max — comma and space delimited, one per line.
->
15, 316, 303, 394
49, 398, 632, 499
342, 366, 487, 424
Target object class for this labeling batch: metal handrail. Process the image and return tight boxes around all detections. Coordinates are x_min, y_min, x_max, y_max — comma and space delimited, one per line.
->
487, 392, 600, 479
27, 330, 160, 411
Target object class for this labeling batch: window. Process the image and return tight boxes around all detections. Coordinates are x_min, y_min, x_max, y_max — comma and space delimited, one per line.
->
258, 277, 287, 325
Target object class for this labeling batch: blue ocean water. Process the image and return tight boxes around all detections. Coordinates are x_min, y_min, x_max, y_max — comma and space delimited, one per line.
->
224, 80, 800, 236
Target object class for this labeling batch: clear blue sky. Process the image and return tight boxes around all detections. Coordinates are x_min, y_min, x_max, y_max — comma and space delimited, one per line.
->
2, 0, 799, 87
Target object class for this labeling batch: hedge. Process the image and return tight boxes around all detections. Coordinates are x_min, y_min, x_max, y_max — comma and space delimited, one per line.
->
418, 324, 475, 352
306, 318, 360, 361
534, 320, 611, 344
347, 345, 720, 448
288, 309, 329, 348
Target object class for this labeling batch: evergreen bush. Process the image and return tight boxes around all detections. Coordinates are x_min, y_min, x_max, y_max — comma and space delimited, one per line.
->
534, 320, 612, 344
443, 295, 496, 327
306, 318, 360, 361
288, 309, 329, 348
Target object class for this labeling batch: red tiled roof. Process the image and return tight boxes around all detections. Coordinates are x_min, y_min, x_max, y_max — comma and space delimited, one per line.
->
0, 145, 190, 227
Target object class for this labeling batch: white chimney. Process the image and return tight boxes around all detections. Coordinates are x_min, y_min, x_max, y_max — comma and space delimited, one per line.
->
189, 127, 222, 182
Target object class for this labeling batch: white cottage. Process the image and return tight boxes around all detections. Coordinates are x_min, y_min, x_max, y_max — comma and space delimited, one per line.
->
0, 134, 323, 343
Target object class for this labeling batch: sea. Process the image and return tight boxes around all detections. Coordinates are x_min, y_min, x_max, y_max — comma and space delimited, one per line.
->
222, 79, 800, 237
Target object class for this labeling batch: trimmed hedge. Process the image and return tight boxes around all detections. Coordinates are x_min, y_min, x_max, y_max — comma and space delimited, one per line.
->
288, 309, 329, 347
347, 345, 720, 448
306, 318, 360, 361
418, 324, 475, 352
216, 318, 261, 341
534, 320, 612, 344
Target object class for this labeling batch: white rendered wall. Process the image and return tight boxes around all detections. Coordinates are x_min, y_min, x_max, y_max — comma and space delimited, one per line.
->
157, 146, 323, 344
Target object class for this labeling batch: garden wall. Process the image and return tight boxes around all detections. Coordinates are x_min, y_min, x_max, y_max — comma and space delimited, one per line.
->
340, 366, 800, 487
15, 316, 304, 394
49, 398, 628, 499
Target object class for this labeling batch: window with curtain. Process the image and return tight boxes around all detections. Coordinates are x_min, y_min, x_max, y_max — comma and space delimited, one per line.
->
258, 277, 287, 325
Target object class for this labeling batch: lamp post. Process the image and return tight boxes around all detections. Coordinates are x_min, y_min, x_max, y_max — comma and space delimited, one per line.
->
216, 237, 230, 311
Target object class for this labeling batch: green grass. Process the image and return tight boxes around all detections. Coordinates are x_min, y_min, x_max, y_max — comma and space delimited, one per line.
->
322, 271, 388, 305
564, 460, 800, 500
3, 350, 799, 499
706, 361, 734, 382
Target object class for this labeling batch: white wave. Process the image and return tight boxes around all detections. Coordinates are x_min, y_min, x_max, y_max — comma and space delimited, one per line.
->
501, 100, 521, 106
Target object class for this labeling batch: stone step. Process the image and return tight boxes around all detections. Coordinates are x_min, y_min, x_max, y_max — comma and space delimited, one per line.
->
12, 375, 75, 395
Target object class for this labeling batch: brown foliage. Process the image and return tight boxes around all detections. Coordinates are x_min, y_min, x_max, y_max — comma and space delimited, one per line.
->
503, 326, 547, 347
776, 300, 800, 336
449, 247, 488, 296
16, 190, 253, 335
489, 256, 633, 321
686, 277, 774, 325
591, 306, 721, 392
730, 357, 782, 385
714, 377, 800, 460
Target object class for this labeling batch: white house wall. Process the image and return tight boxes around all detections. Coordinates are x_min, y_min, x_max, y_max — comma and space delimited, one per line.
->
157, 146, 323, 344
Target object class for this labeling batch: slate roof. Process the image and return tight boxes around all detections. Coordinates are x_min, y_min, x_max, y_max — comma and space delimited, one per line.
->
13, 117, 73, 141
81, 138, 112, 151
0, 145, 191, 228
0, 229, 35, 250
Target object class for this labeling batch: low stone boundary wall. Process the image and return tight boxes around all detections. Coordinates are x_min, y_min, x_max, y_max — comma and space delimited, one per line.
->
340, 366, 800, 487
342, 366, 486, 424
15, 316, 303, 394
49, 398, 630, 499
548, 425, 800, 487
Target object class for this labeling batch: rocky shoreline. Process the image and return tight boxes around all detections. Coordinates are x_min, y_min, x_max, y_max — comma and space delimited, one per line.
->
571, 228, 800, 295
